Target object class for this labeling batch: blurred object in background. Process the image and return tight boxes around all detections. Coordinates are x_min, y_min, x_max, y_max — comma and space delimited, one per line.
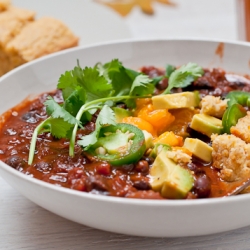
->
12, 0, 132, 46
0, 0, 10, 11
95, 0, 237, 41
120, 0, 237, 41
236, 0, 250, 41
95, 0, 175, 16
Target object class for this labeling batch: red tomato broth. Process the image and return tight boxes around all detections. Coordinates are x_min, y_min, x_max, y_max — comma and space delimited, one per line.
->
0, 91, 162, 198
0, 66, 250, 199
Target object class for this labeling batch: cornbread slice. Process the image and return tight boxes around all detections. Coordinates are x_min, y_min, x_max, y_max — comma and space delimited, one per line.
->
0, 0, 10, 12
0, 6, 35, 75
0, 6, 35, 46
6, 17, 79, 69
212, 133, 250, 182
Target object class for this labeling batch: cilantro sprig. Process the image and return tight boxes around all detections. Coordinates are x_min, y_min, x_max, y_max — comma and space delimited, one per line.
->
162, 63, 204, 94
28, 59, 154, 164
68, 81, 153, 157
151, 64, 176, 85
28, 60, 204, 165
77, 105, 116, 150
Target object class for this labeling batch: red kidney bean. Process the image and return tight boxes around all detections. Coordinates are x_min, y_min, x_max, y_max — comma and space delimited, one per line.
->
134, 160, 149, 174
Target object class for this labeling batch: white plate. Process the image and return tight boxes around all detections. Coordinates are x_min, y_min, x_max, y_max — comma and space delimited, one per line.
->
0, 39, 250, 237
11, 0, 132, 45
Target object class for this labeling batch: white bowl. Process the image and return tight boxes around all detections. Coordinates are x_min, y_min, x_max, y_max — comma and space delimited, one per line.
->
1, 39, 250, 238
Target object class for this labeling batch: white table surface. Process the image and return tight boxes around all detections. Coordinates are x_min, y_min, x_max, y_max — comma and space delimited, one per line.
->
2, 0, 250, 249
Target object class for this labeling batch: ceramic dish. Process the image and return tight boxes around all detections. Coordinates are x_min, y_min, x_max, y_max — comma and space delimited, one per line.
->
0, 39, 250, 237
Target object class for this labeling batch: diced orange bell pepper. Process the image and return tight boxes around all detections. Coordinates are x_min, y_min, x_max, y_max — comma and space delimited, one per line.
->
153, 131, 183, 147
137, 104, 175, 133
122, 116, 156, 137
135, 98, 152, 109
134, 98, 152, 116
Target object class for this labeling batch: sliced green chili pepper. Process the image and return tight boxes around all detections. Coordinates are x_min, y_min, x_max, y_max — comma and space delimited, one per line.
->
87, 123, 146, 166
222, 103, 246, 134
222, 91, 250, 133
226, 91, 250, 106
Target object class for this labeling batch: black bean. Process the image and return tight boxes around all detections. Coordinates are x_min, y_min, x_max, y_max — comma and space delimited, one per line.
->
187, 162, 198, 172
142, 156, 154, 165
120, 164, 135, 172
194, 175, 211, 198
21, 112, 37, 123
187, 162, 205, 176
133, 181, 151, 190
5, 156, 24, 170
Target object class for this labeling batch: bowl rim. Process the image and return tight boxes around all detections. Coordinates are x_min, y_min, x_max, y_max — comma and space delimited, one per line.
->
1, 36, 250, 81
1, 37, 250, 207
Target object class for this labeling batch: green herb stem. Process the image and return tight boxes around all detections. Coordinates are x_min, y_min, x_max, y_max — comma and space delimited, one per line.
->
69, 104, 99, 156
28, 118, 51, 165
69, 95, 149, 157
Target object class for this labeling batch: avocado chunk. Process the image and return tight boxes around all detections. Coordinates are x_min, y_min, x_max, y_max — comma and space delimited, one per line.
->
183, 138, 213, 162
152, 91, 200, 110
150, 150, 194, 199
142, 130, 154, 149
190, 113, 223, 137
113, 107, 132, 123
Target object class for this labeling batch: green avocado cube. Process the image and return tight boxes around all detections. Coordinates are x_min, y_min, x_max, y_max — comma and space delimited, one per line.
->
150, 151, 194, 199
152, 91, 200, 110
183, 138, 213, 162
190, 113, 223, 137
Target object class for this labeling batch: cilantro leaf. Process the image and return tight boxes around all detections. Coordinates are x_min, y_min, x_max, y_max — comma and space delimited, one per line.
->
165, 64, 176, 78
58, 65, 112, 103
44, 96, 80, 125
129, 74, 153, 96
125, 67, 140, 80
63, 87, 86, 116
77, 105, 116, 150
104, 60, 135, 97
81, 67, 112, 102
62, 86, 91, 122
57, 69, 80, 100
125, 74, 153, 108
43, 118, 74, 139
163, 63, 204, 94
151, 76, 163, 86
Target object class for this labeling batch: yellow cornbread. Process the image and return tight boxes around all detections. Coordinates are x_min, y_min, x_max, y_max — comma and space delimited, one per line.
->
0, 3, 78, 76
